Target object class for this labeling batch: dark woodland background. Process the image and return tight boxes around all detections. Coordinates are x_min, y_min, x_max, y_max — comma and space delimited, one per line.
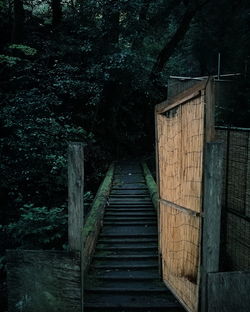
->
0, 0, 249, 309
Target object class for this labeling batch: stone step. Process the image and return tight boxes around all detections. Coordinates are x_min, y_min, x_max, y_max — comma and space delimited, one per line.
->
105, 212, 156, 216
103, 221, 157, 226
84, 293, 182, 309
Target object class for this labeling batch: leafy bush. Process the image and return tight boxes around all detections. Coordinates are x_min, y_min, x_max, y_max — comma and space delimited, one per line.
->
0, 55, 22, 67
8, 44, 37, 56
3, 204, 67, 249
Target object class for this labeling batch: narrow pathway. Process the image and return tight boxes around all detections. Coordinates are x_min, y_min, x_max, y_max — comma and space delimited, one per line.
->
84, 161, 184, 312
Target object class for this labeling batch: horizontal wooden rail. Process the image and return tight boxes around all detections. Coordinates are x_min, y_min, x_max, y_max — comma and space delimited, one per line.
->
159, 198, 202, 217
155, 79, 207, 114
82, 163, 115, 273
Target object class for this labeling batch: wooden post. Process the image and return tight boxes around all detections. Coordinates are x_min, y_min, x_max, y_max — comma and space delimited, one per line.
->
68, 143, 84, 312
68, 142, 84, 251
154, 108, 162, 278
201, 142, 224, 312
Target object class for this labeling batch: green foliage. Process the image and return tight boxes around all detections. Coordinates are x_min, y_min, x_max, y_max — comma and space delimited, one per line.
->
8, 44, 37, 56
0, 55, 22, 67
0, 87, 96, 208
4, 204, 67, 249
0, 1, 4, 10
0, 255, 6, 272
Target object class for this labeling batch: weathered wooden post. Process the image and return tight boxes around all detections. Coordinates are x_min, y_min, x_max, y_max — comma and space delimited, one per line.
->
68, 142, 84, 251
68, 142, 84, 312
201, 142, 223, 312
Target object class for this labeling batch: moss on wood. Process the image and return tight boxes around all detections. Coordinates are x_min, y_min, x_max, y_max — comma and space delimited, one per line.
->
141, 161, 158, 210
82, 163, 114, 272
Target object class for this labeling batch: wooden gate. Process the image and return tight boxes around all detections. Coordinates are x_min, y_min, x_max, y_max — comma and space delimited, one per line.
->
155, 80, 215, 312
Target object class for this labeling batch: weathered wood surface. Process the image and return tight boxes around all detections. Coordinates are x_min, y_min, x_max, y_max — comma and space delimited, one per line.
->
207, 271, 250, 312
156, 81, 211, 312
167, 78, 200, 99
205, 80, 216, 142
156, 79, 207, 114
83, 163, 114, 273
141, 161, 158, 210
7, 250, 81, 312
215, 128, 250, 271
202, 142, 223, 272
226, 212, 250, 270
201, 142, 223, 312
68, 142, 84, 251
156, 80, 219, 312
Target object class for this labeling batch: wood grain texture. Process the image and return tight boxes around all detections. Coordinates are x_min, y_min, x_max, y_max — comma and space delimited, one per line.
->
156, 79, 207, 114
141, 161, 158, 210
68, 142, 84, 251
202, 142, 223, 272
205, 80, 216, 142
207, 271, 250, 312
167, 78, 200, 99
83, 163, 114, 273
201, 142, 223, 312
246, 133, 250, 217
7, 250, 81, 312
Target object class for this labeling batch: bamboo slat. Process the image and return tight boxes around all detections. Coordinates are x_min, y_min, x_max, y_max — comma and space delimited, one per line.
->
157, 84, 207, 312
160, 202, 200, 312
216, 128, 250, 271
157, 95, 205, 212
227, 131, 248, 214
226, 212, 250, 270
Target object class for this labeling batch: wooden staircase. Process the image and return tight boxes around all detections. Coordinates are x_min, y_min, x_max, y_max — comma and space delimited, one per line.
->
84, 161, 185, 312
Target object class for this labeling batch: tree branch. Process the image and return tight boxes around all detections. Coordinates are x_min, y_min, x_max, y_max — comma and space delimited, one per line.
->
150, 0, 210, 78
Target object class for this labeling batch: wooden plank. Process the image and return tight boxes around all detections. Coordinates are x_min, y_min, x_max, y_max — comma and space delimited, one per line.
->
83, 163, 114, 273
168, 78, 200, 98
141, 161, 158, 210
159, 90, 201, 114
207, 271, 250, 312
216, 126, 250, 132
68, 142, 84, 252
155, 107, 162, 275
156, 80, 207, 114
246, 133, 250, 217
160, 199, 201, 217
7, 250, 81, 312
201, 142, 223, 312
205, 80, 216, 142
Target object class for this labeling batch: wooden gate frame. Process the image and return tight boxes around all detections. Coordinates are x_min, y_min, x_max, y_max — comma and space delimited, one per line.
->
155, 79, 224, 312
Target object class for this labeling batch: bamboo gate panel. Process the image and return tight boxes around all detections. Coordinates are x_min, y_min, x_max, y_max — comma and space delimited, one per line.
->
156, 81, 213, 312
216, 127, 250, 271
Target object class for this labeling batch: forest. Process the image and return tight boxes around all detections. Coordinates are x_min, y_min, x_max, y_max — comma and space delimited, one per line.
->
0, 0, 249, 310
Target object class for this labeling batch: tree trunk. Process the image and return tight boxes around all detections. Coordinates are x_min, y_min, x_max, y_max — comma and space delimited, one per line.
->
52, 0, 62, 27
11, 0, 25, 43
150, 0, 210, 78
150, 8, 197, 78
